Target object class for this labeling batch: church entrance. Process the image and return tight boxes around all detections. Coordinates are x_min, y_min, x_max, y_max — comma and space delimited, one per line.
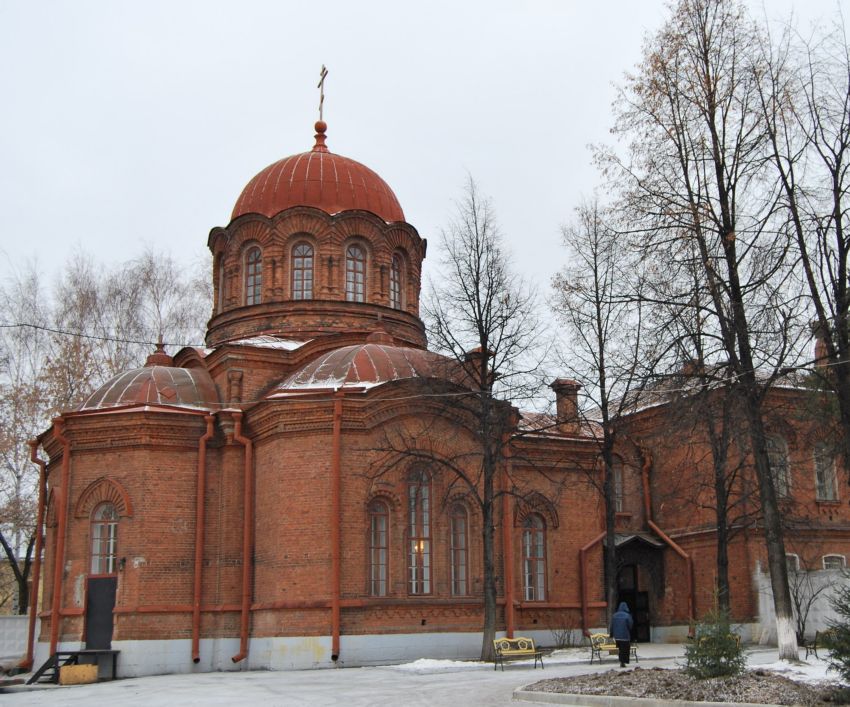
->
616, 564, 650, 642
85, 576, 117, 649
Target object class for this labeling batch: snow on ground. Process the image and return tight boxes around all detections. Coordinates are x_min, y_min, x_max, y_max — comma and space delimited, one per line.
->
0, 644, 843, 706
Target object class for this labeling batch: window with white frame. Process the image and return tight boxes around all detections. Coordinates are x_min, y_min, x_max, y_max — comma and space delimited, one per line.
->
244, 246, 263, 305
368, 499, 389, 596
823, 554, 846, 570
90, 502, 119, 574
292, 242, 314, 300
390, 253, 403, 309
522, 513, 546, 601
814, 442, 838, 501
612, 457, 624, 513
450, 504, 469, 596
345, 244, 366, 303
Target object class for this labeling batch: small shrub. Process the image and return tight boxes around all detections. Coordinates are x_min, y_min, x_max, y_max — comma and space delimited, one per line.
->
684, 608, 746, 679
823, 579, 850, 685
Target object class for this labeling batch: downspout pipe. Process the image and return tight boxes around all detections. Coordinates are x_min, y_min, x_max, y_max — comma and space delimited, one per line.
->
579, 531, 606, 635
49, 417, 70, 657
639, 449, 695, 627
330, 392, 343, 661
192, 415, 215, 663
231, 412, 254, 664
21, 440, 47, 670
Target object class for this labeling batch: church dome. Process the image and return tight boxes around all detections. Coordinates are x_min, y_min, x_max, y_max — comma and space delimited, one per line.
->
269, 335, 446, 395
231, 121, 405, 223
79, 346, 219, 411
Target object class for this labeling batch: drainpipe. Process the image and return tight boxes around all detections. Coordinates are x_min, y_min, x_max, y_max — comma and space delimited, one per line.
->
192, 415, 215, 663
49, 418, 71, 657
21, 440, 47, 670
501, 432, 515, 638
330, 391, 343, 661
231, 412, 254, 663
639, 449, 695, 627
579, 531, 606, 635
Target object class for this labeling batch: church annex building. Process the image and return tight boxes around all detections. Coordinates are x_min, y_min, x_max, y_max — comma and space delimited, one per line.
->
24, 121, 849, 677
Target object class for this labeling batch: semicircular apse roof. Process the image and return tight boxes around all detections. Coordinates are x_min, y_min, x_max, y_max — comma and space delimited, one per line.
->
79, 365, 220, 412
269, 342, 448, 395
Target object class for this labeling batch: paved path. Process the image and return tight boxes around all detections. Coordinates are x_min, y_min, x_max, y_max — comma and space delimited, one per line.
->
0, 644, 788, 706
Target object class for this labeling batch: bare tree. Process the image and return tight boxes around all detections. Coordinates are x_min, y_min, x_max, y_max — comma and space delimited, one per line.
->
754, 18, 850, 470
552, 197, 651, 623
0, 249, 211, 613
600, 0, 806, 659
381, 178, 546, 661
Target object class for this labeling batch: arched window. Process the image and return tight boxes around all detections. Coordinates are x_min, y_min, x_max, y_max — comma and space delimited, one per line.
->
522, 513, 546, 601
612, 457, 624, 513
345, 244, 366, 303
765, 435, 790, 497
292, 242, 314, 300
244, 246, 263, 305
390, 253, 403, 309
407, 468, 431, 594
450, 504, 469, 596
814, 442, 837, 501
368, 500, 389, 597
786, 553, 800, 573
90, 502, 119, 575
216, 255, 225, 312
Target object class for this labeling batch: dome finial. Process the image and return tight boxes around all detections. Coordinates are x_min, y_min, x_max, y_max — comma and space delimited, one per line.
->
313, 120, 329, 153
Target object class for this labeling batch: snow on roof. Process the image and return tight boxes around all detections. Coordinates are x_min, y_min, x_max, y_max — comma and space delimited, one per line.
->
225, 335, 310, 351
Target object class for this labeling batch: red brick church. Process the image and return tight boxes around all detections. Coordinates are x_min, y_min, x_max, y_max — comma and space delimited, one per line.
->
26, 121, 848, 677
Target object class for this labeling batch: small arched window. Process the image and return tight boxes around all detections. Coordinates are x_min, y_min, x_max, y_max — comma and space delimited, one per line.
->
522, 513, 546, 601
244, 246, 263, 305
612, 457, 624, 513
346, 244, 366, 303
292, 242, 314, 301
216, 254, 225, 312
766, 435, 790, 497
407, 467, 431, 595
450, 504, 469, 596
390, 253, 403, 309
90, 502, 119, 575
368, 500, 389, 597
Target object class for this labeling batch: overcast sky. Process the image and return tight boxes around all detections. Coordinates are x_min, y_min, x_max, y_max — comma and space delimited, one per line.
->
0, 0, 842, 294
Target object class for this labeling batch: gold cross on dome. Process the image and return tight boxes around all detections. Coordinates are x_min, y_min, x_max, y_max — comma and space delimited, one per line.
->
317, 65, 328, 121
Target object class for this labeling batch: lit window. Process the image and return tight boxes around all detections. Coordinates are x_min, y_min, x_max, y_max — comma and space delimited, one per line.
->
814, 443, 837, 501
786, 554, 800, 573
407, 468, 431, 594
368, 500, 389, 596
450, 504, 469, 596
766, 436, 790, 497
292, 242, 314, 300
390, 253, 403, 309
346, 244, 366, 303
522, 514, 546, 601
823, 555, 846, 570
90, 503, 119, 575
245, 246, 263, 305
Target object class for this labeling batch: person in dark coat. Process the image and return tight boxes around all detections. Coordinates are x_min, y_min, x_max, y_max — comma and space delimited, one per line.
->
609, 601, 634, 667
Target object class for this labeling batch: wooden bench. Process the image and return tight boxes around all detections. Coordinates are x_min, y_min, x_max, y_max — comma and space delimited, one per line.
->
804, 630, 834, 659
492, 637, 544, 671
589, 633, 638, 664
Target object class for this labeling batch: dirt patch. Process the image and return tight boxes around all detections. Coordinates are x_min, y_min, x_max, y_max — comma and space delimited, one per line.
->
524, 666, 847, 705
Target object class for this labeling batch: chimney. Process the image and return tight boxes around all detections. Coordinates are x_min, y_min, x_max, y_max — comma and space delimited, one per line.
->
812, 322, 830, 370
550, 378, 581, 434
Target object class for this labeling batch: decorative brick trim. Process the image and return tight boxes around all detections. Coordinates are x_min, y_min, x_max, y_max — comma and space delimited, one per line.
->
74, 477, 134, 518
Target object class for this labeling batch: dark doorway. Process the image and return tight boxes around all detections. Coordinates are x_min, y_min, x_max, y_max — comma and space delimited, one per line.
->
617, 564, 650, 642
85, 577, 117, 649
